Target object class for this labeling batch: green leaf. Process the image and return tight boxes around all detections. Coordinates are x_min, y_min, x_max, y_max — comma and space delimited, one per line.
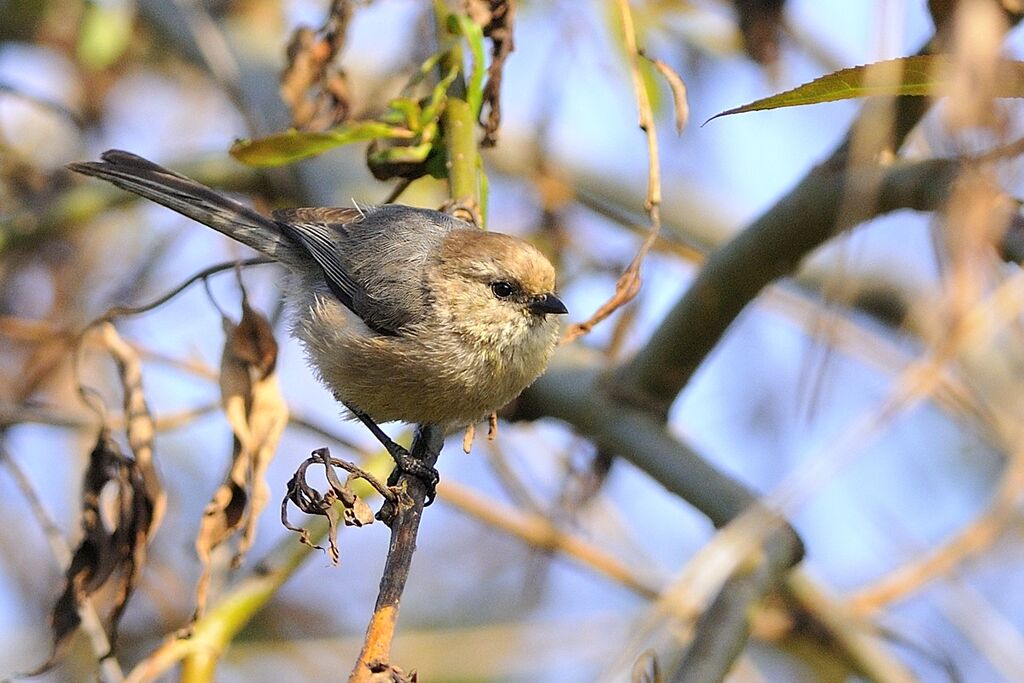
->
448, 14, 486, 118
77, 2, 133, 70
230, 122, 412, 167
709, 55, 1024, 122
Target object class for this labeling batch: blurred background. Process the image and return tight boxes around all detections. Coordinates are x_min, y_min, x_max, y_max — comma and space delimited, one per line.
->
3, 0, 1024, 681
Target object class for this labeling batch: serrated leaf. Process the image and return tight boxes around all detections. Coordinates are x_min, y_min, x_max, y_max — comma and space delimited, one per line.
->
709, 55, 1024, 122
230, 121, 412, 167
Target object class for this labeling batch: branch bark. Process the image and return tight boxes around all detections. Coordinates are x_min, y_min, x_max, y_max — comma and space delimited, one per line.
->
616, 157, 960, 416
348, 427, 445, 683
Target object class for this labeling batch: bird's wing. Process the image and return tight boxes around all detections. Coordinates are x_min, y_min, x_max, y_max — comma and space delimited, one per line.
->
271, 206, 455, 336
271, 207, 397, 333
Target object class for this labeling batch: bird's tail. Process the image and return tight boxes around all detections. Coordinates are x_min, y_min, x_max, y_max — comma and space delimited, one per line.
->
68, 150, 299, 265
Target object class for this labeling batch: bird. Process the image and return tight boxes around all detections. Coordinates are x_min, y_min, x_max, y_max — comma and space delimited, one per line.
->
68, 150, 568, 493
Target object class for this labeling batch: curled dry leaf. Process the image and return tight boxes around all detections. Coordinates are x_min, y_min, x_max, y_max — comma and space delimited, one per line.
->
282, 448, 380, 565
641, 52, 690, 135
280, 0, 353, 129
467, 0, 517, 146
31, 322, 161, 673
99, 322, 164, 533
32, 428, 155, 674
193, 299, 288, 617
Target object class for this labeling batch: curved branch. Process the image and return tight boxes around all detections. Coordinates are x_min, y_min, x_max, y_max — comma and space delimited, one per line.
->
515, 346, 803, 550
617, 157, 961, 415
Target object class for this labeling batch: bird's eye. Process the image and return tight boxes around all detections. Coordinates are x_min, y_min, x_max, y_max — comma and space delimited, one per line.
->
490, 281, 515, 299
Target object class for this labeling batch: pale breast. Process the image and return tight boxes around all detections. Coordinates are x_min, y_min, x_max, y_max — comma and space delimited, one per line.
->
291, 291, 559, 426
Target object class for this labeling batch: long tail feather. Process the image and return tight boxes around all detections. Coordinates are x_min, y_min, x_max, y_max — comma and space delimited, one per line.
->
68, 150, 299, 265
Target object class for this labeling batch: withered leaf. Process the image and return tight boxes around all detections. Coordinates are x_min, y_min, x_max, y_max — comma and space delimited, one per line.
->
34, 323, 163, 670
282, 448, 377, 565
99, 322, 164, 533
642, 53, 689, 135
194, 300, 287, 617
280, 0, 353, 129
37, 428, 154, 672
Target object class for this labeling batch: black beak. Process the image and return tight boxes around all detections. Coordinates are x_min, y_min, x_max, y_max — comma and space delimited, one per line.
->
529, 292, 568, 316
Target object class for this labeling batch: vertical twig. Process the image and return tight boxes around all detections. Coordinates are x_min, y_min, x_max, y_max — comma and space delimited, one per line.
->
348, 427, 445, 682
562, 0, 661, 343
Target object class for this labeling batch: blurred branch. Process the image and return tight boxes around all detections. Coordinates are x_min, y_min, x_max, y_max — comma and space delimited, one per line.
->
785, 571, 917, 683
562, 0, 660, 343
515, 346, 918, 682
0, 402, 219, 433
670, 536, 796, 683
617, 157, 961, 415
614, 7, 1024, 414
517, 347, 799, 532
124, 516, 331, 683
438, 479, 662, 599
849, 432, 1024, 615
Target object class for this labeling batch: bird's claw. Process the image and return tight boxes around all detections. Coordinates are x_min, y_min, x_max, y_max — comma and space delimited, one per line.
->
385, 444, 439, 506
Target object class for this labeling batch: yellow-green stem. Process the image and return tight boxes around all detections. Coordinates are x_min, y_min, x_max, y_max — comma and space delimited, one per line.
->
434, 0, 481, 212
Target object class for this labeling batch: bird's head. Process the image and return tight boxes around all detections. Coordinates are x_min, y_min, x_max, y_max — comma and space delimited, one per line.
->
432, 229, 567, 356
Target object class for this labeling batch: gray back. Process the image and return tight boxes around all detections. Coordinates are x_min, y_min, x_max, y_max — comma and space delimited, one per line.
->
273, 205, 468, 334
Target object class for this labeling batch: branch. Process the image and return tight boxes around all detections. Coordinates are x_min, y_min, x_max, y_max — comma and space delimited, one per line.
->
670, 537, 800, 683
516, 347, 799, 533
348, 426, 445, 683
514, 348, 918, 682
125, 516, 331, 683
617, 157, 961, 415
612, 6, 1024, 415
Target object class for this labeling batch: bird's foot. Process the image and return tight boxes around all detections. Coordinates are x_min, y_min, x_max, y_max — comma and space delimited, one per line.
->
347, 404, 438, 505
384, 443, 439, 506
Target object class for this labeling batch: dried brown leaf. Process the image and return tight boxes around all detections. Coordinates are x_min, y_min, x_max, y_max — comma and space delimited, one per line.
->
280, 0, 353, 129
194, 300, 287, 616
98, 322, 164, 533
642, 52, 689, 135
34, 428, 154, 673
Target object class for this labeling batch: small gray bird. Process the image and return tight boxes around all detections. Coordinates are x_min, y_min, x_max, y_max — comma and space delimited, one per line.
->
69, 150, 567, 488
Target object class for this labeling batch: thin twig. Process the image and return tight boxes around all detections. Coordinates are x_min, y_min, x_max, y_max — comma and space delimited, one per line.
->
349, 426, 445, 683
89, 257, 273, 324
849, 428, 1024, 615
562, 0, 660, 344
0, 401, 220, 432
438, 479, 662, 598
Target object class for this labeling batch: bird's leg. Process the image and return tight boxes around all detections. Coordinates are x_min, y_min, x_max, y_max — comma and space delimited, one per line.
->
347, 405, 439, 504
